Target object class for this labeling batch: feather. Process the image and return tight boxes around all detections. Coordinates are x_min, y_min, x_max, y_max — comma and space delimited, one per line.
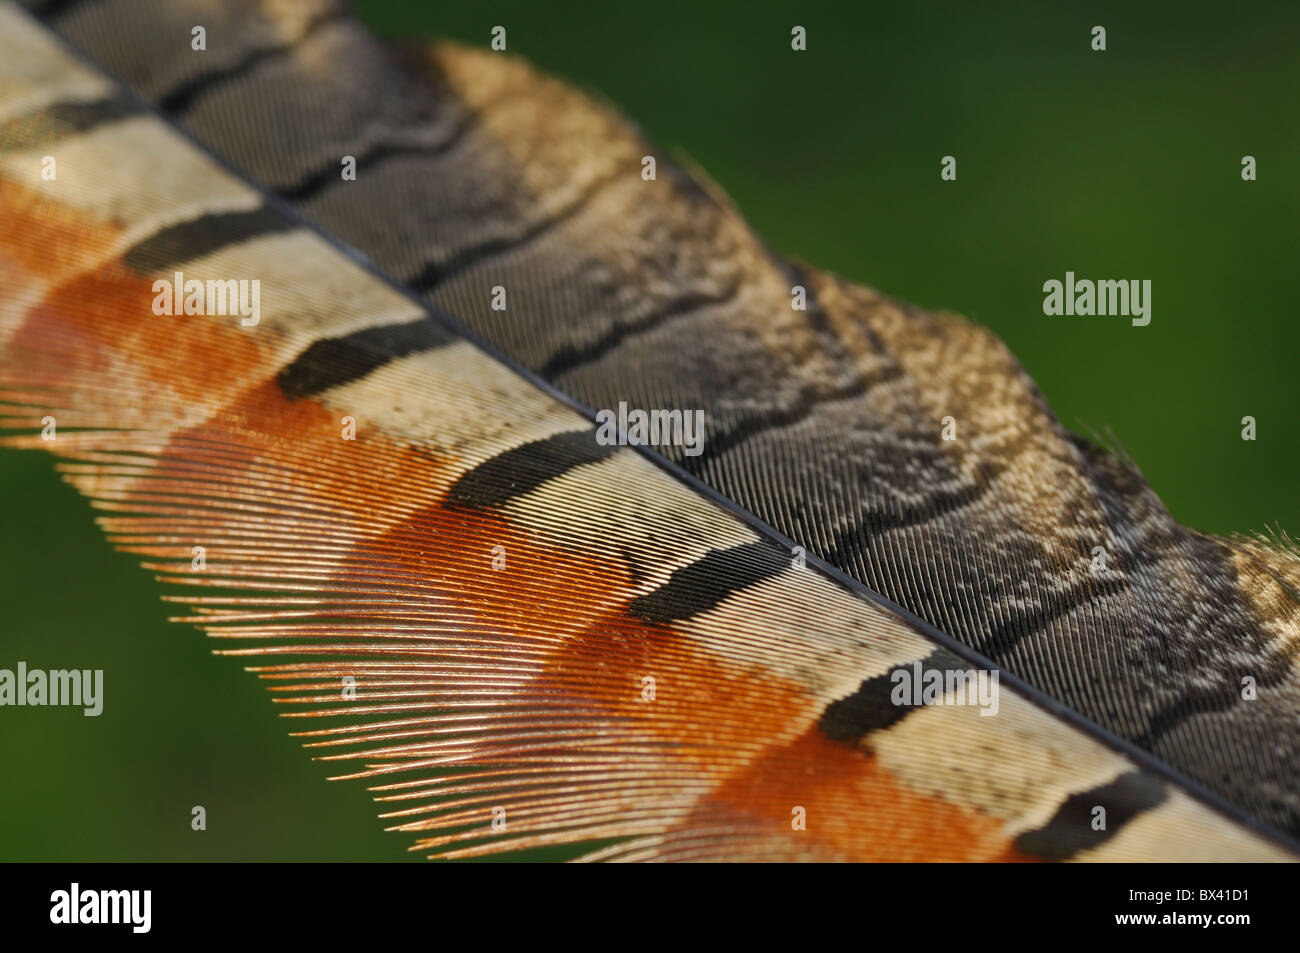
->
0, 0, 1296, 861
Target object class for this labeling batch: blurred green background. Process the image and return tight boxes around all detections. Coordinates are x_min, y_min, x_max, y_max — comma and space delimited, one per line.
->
1, 0, 1295, 861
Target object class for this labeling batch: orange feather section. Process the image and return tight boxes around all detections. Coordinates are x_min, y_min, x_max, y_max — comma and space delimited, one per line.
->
0, 176, 1033, 861
4, 147, 1291, 861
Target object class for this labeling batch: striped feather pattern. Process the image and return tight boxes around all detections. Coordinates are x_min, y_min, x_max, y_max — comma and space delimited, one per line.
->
0, 1, 1296, 860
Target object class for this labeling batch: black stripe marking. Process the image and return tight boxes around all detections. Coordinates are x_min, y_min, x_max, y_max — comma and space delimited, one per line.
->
407, 166, 622, 294
0, 96, 140, 149
276, 71, 520, 203
538, 286, 741, 379
821, 459, 1009, 575
1014, 771, 1167, 860
156, 9, 347, 114
28, 0, 94, 17
864, 460, 1004, 534
446, 430, 618, 508
278, 141, 455, 202
277, 317, 457, 398
781, 262, 866, 368
274, 74, 526, 202
627, 540, 790, 625
818, 649, 969, 741
681, 366, 904, 473
970, 573, 1127, 661
123, 206, 296, 273
1132, 653, 1292, 750
276, 115, 482, 202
